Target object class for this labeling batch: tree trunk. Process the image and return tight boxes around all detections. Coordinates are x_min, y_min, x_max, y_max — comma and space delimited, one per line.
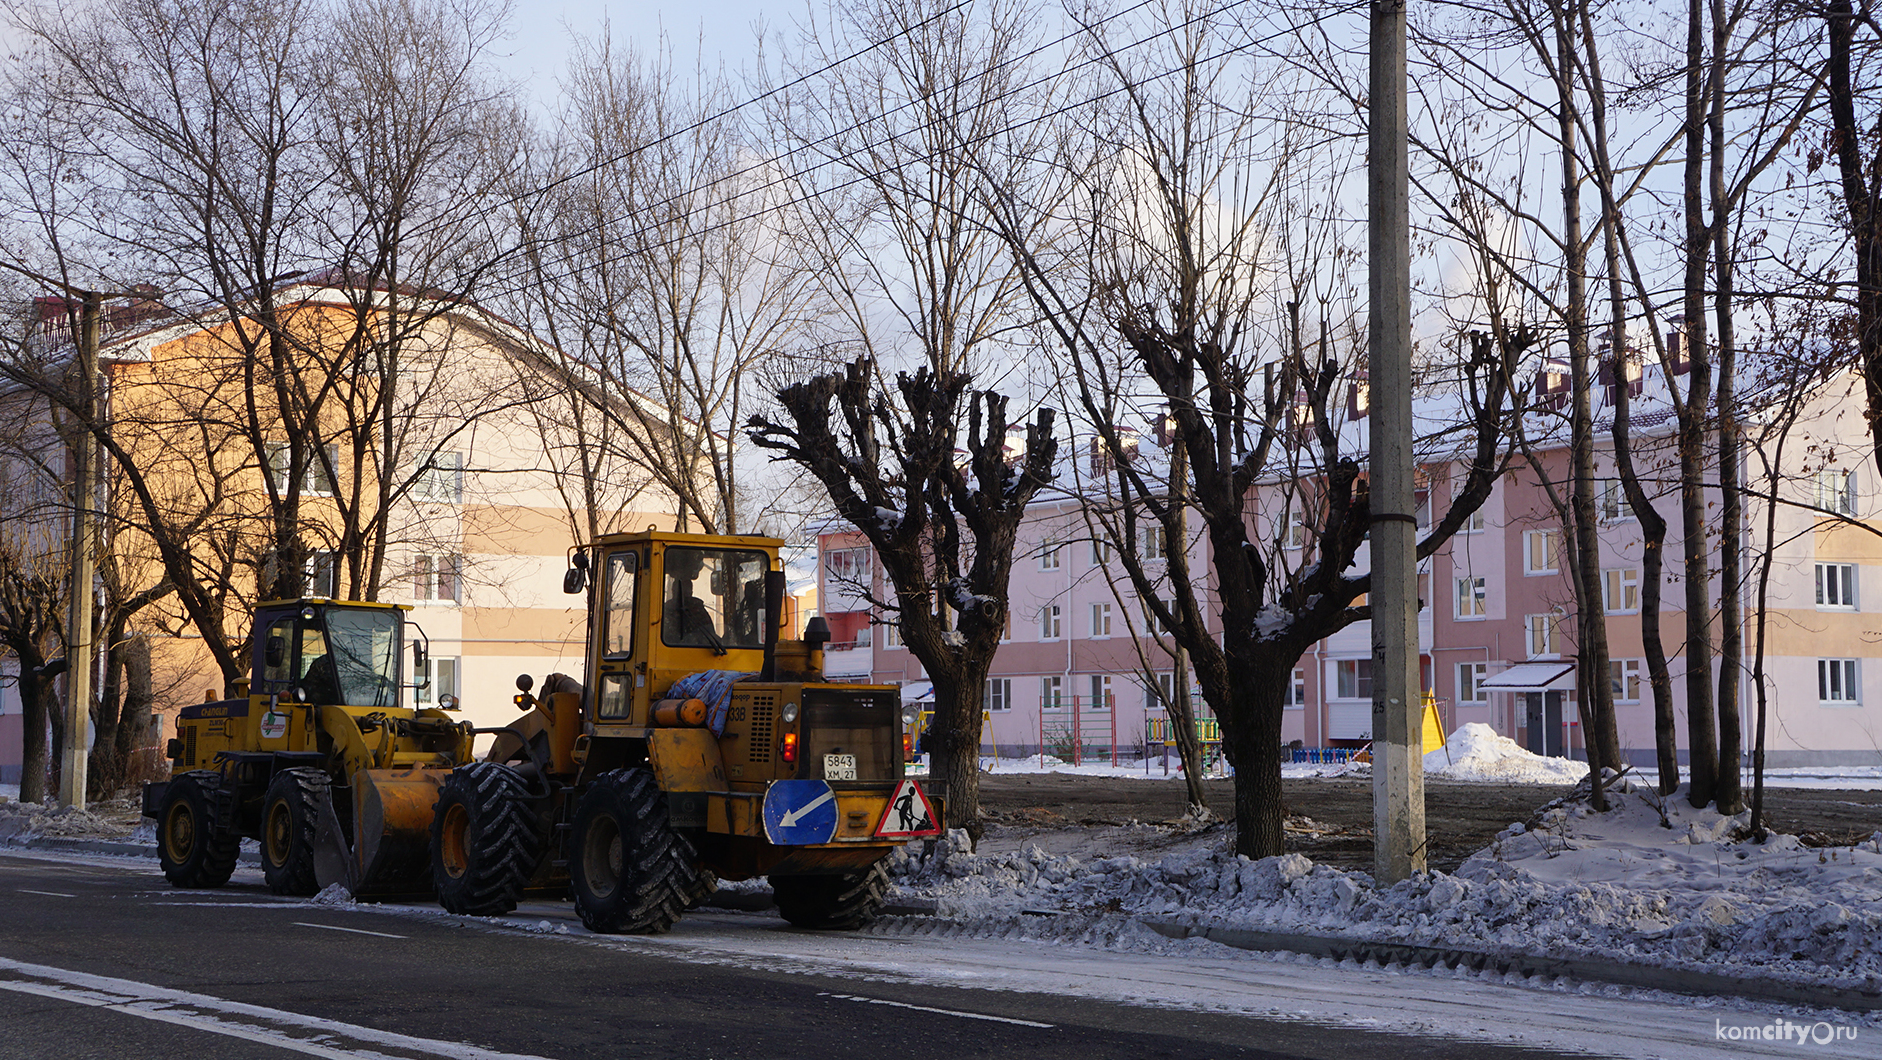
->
19, 674, 51, 804
1680, 0, 1718, 808
926, 669, 986, 846
1218, 650, 1289, 858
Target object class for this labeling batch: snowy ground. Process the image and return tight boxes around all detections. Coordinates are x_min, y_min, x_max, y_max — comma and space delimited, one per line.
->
6, 725, 1882, 1041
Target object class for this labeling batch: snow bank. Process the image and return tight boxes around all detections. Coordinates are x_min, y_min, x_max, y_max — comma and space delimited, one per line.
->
1423, 722, 1590, 784
885, 776, 1882, 992
0, 796, 142, 841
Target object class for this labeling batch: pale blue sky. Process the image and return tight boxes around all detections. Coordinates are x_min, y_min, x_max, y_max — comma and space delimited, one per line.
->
499, 0, 782, 103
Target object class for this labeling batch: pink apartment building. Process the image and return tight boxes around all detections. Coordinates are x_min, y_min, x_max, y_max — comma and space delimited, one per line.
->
814, 363, 1881, 769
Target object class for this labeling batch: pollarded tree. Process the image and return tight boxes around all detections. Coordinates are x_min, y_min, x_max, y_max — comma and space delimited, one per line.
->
973, 0, 1521, 858
749, 359, 1056, 844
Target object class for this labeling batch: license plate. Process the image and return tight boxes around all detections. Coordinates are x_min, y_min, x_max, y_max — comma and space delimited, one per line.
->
824, 754, 856, 781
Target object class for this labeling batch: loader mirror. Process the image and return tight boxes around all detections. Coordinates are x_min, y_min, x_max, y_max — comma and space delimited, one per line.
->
564, 550, 592, 594
264, 636, 286, 668
412, 640, 428, 675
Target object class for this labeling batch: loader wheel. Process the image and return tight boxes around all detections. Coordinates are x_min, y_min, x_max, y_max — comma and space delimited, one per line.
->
157, 774, 239, 889
261, 768, 328, 896
569, 769, 702, 934
770, 862, 889, 930
430, 763, 542, 916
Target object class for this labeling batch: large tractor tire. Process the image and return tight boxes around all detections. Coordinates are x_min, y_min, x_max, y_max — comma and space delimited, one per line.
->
156, 773, 240, 888
430, 762, 542, 916
569, 768, 703, 934
770, 862, 889, 930
261, 768, 328, 896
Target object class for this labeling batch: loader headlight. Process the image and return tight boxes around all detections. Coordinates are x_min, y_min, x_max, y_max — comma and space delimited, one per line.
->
901, 705, 918, 725
781, 701, 799, 723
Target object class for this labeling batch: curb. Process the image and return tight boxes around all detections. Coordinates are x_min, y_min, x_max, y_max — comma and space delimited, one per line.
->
4, 837, 936, 916
3, 835, 262, 866
1142, 920, 1882, 1014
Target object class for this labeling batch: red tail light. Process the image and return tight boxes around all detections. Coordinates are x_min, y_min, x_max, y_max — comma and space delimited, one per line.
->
781, 731, 798, 763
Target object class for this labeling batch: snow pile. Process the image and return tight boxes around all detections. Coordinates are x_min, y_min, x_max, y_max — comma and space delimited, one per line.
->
1422, 723, 1590, 784
0, 796, 142, 842
884, 776, 1882, 990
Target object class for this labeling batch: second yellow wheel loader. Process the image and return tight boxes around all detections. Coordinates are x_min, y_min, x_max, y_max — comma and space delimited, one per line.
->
430, 530, 943, 933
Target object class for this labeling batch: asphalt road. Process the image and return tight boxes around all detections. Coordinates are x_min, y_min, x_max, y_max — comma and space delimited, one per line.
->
0, 851, 1594, 1060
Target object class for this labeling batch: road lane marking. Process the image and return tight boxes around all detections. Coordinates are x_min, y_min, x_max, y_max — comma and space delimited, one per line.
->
818, 991, 1053, 1028
18, 889, 75, 898
0, 957, 554, 1060
294, 922, 409, 939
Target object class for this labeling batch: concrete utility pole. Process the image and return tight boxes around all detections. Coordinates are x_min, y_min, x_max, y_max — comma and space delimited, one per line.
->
59, 292, 101, 810
1369, 0, 1425, 883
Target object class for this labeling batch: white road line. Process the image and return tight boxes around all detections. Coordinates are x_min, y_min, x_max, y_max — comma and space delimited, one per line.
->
818, 991, 1054, 1028
0, 957, 554, 1060
294, 922, 409, 939
17, 889, 75, 898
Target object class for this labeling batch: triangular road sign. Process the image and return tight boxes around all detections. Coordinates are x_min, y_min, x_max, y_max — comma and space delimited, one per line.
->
873, 779, 942, 838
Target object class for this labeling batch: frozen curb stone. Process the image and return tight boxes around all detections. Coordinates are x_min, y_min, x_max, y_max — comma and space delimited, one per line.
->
1143, 919, 1882, 1014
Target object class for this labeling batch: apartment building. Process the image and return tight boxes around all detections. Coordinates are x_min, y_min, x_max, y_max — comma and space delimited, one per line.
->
813, 362, 1882, 769
0, 280, 688, 785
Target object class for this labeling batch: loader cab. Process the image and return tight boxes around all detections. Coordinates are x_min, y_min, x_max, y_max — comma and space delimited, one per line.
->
581, 531, 779, 728
253, 600, 407, 709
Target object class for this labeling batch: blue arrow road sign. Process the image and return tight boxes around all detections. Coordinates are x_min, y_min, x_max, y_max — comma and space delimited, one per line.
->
762, 779, 838, 845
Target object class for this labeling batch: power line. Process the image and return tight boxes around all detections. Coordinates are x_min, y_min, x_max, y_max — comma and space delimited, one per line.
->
483, 0, 1169, 282
499, 0, 1363, 298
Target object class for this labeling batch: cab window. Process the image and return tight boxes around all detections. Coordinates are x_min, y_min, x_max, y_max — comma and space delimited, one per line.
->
603, 550, 637, 658
661, 547, 767, 650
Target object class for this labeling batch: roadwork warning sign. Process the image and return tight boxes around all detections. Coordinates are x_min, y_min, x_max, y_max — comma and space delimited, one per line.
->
873, 780, 941, 838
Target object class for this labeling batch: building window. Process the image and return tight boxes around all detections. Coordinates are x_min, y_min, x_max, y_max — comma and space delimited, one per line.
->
1039, 540, 1062, 570
1599, 479, 1632, 522
1455, 576, 1488, 619
1817, 469, 1858, 516
1088, 674, 1113, 711
1040, 675, 1064, 710
1286, 667, 1306, 709
305, 551, 339, 599
413, 451, 463, 503
1526, 613, 1556, 658
413, 554, 461, 603
1461, 506, 1486, 534
1603, 568, 1640, 614
265, 441, 338, 496
879, 618, 902, 648
825, 547, 872, 583
1000, 610, 1012, 642
1090, 602, 1112, 637
1820, 659, 1860, 705
984, 678, 1012, 713
1457, 662, 1489, 704
1611, 659, 1642, 703
415, 655, 459, 706
1146, 671, 1176, 710
1335, 658, 1372, 699
1039, 604, 1061, 640
1091, 534, 1111, 566
1283, 504, 1305, 550
1524, 530, 1559, 575
1143, 523, 1167, 561
1817, 563, 1858, 610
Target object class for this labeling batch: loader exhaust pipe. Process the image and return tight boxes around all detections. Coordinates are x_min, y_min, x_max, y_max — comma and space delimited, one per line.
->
761, 569, 785, 681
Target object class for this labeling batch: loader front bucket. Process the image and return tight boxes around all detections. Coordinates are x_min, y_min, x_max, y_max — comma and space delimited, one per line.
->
326, 766, 449, 896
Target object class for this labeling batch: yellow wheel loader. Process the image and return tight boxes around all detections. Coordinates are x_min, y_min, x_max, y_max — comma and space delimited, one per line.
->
142, 600, 473, 896
430, 530, 943, 933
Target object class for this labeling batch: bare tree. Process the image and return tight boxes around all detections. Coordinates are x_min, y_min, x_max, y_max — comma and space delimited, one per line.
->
974, 1, 1519, 857
508, 33, 824, 542
750, 360, 1057, 845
